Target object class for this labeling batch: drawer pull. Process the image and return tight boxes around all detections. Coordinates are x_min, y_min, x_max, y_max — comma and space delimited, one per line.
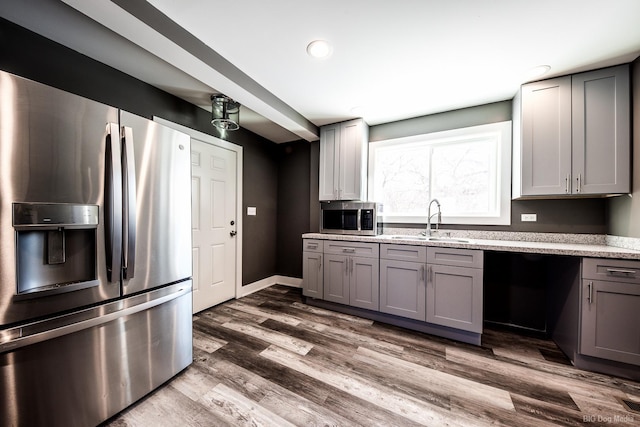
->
342, 248, 356, 253
606, 268, 636, 277
307, 243, 318, 249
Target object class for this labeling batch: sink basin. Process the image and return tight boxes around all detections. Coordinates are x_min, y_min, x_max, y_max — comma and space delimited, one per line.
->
388, 235, 472, 243
426, 237, 472, 243
389, 235, 427, 241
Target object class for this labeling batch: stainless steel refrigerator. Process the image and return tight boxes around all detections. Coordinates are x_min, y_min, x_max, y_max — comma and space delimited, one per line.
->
0, 70, 193, 426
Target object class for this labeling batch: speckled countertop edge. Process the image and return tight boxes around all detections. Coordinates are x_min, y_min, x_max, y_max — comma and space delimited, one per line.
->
302, 232, 640, 260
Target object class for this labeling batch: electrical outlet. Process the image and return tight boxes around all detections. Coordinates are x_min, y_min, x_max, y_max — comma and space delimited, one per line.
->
521, 213, 537, 222
247, 207, 257, 216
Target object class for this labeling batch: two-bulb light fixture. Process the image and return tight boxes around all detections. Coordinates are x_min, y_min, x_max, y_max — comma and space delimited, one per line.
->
211, 94, 240, 131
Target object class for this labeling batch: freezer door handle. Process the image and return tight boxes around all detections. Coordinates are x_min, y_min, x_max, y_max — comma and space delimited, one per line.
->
105, 123, 123, 282
0, 284, 191, 353
122, 126, 137, 280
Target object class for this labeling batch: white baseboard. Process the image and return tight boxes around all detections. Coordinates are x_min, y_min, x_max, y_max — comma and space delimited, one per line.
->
275, 275, 303, 288
238, 275, 302, 298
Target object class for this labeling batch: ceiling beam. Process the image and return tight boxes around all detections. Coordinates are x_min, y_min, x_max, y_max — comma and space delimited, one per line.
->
61, 0, 319, 141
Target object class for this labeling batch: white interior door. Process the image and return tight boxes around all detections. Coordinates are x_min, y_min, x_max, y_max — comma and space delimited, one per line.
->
191, 138, 238, 313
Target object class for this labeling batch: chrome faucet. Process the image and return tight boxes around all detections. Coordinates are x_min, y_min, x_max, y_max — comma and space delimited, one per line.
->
426, 198, 441, 237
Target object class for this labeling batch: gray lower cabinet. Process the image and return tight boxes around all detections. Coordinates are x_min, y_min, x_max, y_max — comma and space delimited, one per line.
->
380, 244, 427, 321
324, 253, 349, 304
426, 247, 484, 333
308, 240, 484, 338
323, 241, 379, 310
302, 239, 324, 299
581, 258, 640, 366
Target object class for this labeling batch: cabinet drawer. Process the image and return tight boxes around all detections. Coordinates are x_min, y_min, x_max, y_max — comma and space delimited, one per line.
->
582, 258, 640, 284
324, 241, 379, 258
303, 239, 324, 253
380, 244, 427, 262
427, 247, 483, 268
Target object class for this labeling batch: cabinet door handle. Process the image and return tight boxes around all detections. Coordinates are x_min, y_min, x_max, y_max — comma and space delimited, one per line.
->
588, 281, 593, 304
420, 265, 425, 282
428, 265, 433, 284
606, 268, 636, 277
565, 173, 570, 194
576, 173, 582, 193
319, 255, 322, 270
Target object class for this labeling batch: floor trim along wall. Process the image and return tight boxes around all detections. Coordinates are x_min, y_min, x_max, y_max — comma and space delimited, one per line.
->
239, 275, 302, 297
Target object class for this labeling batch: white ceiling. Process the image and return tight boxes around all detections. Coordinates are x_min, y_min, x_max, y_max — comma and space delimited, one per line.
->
2, 0, 640, 143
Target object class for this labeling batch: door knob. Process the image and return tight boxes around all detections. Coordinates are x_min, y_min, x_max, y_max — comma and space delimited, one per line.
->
230, 230, 237, 237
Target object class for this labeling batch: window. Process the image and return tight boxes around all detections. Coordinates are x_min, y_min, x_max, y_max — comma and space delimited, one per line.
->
368, 121, 511, 225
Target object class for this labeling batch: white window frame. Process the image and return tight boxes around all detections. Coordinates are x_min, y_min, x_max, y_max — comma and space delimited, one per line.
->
368, 121, 512, 225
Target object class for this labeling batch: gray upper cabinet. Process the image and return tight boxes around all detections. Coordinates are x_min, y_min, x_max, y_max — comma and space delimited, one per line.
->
513, 64, 630, 198
572, 66, 630, 195
518, 76, 573, 197
319, 118, 369, 201
580, 258, 640, 366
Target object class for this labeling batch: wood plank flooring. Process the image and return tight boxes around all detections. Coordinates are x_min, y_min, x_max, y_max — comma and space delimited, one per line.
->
103, 285, 640, 426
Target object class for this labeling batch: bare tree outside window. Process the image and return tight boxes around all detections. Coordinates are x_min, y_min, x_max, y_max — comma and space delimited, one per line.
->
369, 121, 511, 225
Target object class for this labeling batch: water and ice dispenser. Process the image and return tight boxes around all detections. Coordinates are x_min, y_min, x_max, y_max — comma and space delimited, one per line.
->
13, 203, 99, 298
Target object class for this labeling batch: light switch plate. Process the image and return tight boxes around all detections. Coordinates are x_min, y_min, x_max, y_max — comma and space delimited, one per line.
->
521, 213, 537, 222
247, 207, 257, 216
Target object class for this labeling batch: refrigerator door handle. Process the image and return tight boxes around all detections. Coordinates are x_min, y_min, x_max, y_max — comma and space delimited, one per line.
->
106, 123, 123, 283
122, 125, 137, 280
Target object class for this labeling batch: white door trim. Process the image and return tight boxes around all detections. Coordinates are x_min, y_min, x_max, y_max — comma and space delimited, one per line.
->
153, 117, 243, 300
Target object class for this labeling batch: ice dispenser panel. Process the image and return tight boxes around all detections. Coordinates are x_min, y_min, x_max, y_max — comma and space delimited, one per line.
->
13, 203, 99, 298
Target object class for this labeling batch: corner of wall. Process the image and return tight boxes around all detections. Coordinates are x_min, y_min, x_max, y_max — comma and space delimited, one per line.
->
607, 56, 640, 238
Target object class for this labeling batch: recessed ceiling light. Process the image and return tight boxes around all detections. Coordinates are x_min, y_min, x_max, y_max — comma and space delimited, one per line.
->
306, 40, 332, 59
526, 65, 551, 80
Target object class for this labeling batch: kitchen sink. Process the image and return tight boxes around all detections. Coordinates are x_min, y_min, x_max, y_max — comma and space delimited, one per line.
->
426, 237, 472, 243
389, 235, 428, 241
388, 235, 472, 243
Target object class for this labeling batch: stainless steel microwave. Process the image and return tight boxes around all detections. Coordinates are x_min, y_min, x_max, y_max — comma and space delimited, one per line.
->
320, 201, 382, 236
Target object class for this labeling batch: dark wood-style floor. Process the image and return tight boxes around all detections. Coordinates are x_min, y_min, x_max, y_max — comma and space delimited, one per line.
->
105, 285, 640, 426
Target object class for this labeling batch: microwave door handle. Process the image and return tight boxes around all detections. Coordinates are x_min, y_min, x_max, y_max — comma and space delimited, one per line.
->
106, 123, 123, 283
121, 126, 137, 279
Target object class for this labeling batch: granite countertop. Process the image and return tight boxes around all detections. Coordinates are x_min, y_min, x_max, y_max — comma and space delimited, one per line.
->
302, 232, 640, 260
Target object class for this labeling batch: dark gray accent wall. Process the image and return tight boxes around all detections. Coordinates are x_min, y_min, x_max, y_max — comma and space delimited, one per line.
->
608, 56, 640, 237
0, 17, 280, 286
243, 141, 279, 284
309, 141, 321, 232
276, 142, 311, 278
